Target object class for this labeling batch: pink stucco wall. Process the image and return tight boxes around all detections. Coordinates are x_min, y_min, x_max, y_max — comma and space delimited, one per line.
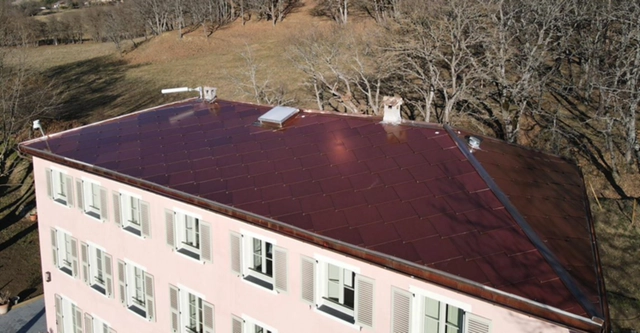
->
34, 156, 580, 333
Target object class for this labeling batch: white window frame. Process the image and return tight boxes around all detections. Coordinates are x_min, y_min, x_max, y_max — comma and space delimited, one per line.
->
409, 286, 472, 333
315, 255, 361, 324
120, 191, 143, 235
241, 230, 277, 291
57, 295, 81, 333
55, 229, 75, 277
51, 168, 70, 205
83, 179, 103, 220
179, 286, 206, 333
92, 314, 112, 333
87, 242, 107, 295
175, 210, 202, 260
242, 315, 277, 333
126, 261, 148, 318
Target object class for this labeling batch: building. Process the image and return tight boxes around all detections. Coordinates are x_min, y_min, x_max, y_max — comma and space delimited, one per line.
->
19, 97, 609, 333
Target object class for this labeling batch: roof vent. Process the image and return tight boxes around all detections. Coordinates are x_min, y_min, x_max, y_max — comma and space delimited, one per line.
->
381, 96, 404, 124
258, 106, 299, 127
467, 135, 483, 152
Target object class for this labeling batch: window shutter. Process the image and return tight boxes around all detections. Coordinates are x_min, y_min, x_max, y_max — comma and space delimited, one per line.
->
300, 255, 316, 305
165, 209, 175, 248
76, 179, 84, 211
465, 313, 492, 333
70, 236, 79, 279
45, 168, 53, 199
51, 228, 58, 267
100, 186, 108, 221
84, 313, 94, 333
141, 201, 151, 238
144, 272, 155, 321
169, 284, 180, 333
200, 221, 212, 263
65, 175, 74, 207
355, 275, 375, 330
55, 294, 64, 333
229, 231, 241, 275
203, 301, 215, 333
104, 253, 114, 298
73, 304, 83, 333
274, 246, 288, 293
231, 315, 244, 333
112, 192, 121, 226
391, 287, 412, 333
80, 242, 89, 285
117, 260, 126, 305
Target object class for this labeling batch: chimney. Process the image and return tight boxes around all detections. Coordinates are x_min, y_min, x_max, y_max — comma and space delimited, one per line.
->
381, 96, 404, 125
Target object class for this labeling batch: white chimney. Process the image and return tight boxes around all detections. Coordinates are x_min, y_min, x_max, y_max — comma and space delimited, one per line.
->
381, 96, 404, 124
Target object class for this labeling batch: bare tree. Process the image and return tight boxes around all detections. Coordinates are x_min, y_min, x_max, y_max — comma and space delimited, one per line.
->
289, 27, 390, 114
231, 45, 295, 106
0, 51, 61, 176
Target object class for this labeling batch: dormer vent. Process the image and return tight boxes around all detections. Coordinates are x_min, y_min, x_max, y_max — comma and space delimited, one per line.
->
467, 135, 483, 152
258, 106, 299, 127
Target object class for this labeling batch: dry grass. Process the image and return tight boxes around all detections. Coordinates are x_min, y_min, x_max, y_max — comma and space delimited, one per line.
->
0, 151, 42, 302
593, 199, 640, 332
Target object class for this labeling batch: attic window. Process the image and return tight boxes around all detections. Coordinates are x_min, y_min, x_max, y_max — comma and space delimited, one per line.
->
257, 106, 299, 128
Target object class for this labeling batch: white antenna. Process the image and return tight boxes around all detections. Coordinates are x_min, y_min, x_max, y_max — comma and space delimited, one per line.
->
33, 120, 45, 137
161, 86, 203, 99
160, 86, 217, 103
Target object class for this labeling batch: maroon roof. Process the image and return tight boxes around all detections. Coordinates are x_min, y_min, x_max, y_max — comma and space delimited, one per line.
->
20, 99, 607, 330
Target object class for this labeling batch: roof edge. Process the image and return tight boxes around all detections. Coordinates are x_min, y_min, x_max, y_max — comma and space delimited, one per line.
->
19, 144, 604, 332
579, 168, 611, 331
444, 125, 603, 320
20, 97, 200, 147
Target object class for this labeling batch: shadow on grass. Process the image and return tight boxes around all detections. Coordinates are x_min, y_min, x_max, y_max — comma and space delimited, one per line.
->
43, 55, 160, 123
44, 55, 129, 121
593, 198, 640, 332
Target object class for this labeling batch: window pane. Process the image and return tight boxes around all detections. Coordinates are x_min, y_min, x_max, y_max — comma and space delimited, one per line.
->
424, 317, 439, 333
425, 298, 440, 319
95, 248, 104, 282
445, 305, 462, 333
343, 269, 354, 288
343, 286, 355, 309
265, 242, 273, 276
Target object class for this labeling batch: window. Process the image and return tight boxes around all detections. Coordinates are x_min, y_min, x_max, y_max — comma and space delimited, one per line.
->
424, 297, 462, 333
113, 191, 151, 238
50, 228, 78, 278
80, 242, 113, 297
54, 294, 82, 333
300, 255, 374, 329
75, 178, 107, 221
46, 168, 73, 207
325, 263, 355, 314
85, 313, 116, 333
229, 232, 288, 292
169, 285, 215, 333
231, 315, 277, 333
390, 287, 493, 333
166, 209, 212, 263
117, 260, 155, 321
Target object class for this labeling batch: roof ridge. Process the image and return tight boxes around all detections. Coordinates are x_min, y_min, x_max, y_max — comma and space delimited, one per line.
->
443, 124, 602, 320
